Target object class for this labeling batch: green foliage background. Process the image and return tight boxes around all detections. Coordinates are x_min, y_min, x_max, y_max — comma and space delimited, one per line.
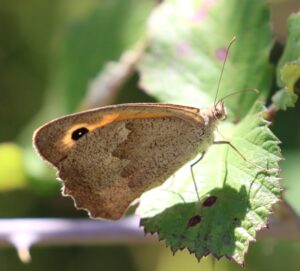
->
0, 0, 300, 270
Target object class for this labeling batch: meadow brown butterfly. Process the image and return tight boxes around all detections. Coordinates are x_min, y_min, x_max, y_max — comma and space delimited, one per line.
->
33, 37, 251, 220
33, 102, 228, 219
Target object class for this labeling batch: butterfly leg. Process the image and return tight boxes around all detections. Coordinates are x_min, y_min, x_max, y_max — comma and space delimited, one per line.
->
213, 140, 246, 160
213, 140, 270, 172
190, 152, 206, 203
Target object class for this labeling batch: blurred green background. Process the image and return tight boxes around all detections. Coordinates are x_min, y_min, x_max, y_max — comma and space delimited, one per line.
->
0, 0, 300, 270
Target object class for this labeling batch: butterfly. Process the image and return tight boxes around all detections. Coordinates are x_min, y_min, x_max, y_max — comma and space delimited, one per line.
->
33, 101, 228, 220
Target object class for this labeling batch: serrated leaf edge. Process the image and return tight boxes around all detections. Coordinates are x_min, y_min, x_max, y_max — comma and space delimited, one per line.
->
139, 104, 283, 265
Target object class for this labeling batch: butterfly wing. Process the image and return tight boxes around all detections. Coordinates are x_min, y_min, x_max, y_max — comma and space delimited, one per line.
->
33, 104, 212, 220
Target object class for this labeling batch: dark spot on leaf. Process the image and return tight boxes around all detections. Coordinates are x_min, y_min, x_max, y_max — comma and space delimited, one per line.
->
294, 78, 300, 93
202, 196, 217, 207
187, 215, 201, 227
71, 127, 89, 140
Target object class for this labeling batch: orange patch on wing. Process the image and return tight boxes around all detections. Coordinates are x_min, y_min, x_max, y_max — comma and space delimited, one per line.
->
112, 112, 174, 123
61, 111, 197, 149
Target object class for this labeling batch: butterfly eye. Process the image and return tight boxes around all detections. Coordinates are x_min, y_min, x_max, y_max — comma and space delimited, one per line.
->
215, 112, 222, 119
71, 127, 89, 141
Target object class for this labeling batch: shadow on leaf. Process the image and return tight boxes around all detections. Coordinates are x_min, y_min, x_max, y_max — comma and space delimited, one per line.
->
141, 184, 251, 261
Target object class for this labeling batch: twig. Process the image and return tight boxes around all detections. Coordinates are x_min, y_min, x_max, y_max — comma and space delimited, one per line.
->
0, 201, 299, 263
0, 216, 153, 263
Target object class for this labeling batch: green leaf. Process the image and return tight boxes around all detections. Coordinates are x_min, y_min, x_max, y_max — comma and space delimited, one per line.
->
281, 59, 300, 93
139, 0, 273, 119
137, 0, 281, 265
137, 103, 281, 264
271, 88, 298, 111
272, 12, 300, 110
61, 0, 154, 112
272, 60, 299, 110
276, 12, 300, 86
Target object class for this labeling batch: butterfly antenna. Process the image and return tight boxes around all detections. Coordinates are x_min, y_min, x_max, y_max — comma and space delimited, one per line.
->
214, 36, 236, 106
219, 88, 259, 102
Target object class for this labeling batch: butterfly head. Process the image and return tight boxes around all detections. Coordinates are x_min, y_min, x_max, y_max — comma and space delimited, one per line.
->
212, 100, 227, 121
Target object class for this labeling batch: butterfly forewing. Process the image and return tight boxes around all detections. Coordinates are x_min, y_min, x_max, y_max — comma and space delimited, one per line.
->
33, 104, 214, 219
